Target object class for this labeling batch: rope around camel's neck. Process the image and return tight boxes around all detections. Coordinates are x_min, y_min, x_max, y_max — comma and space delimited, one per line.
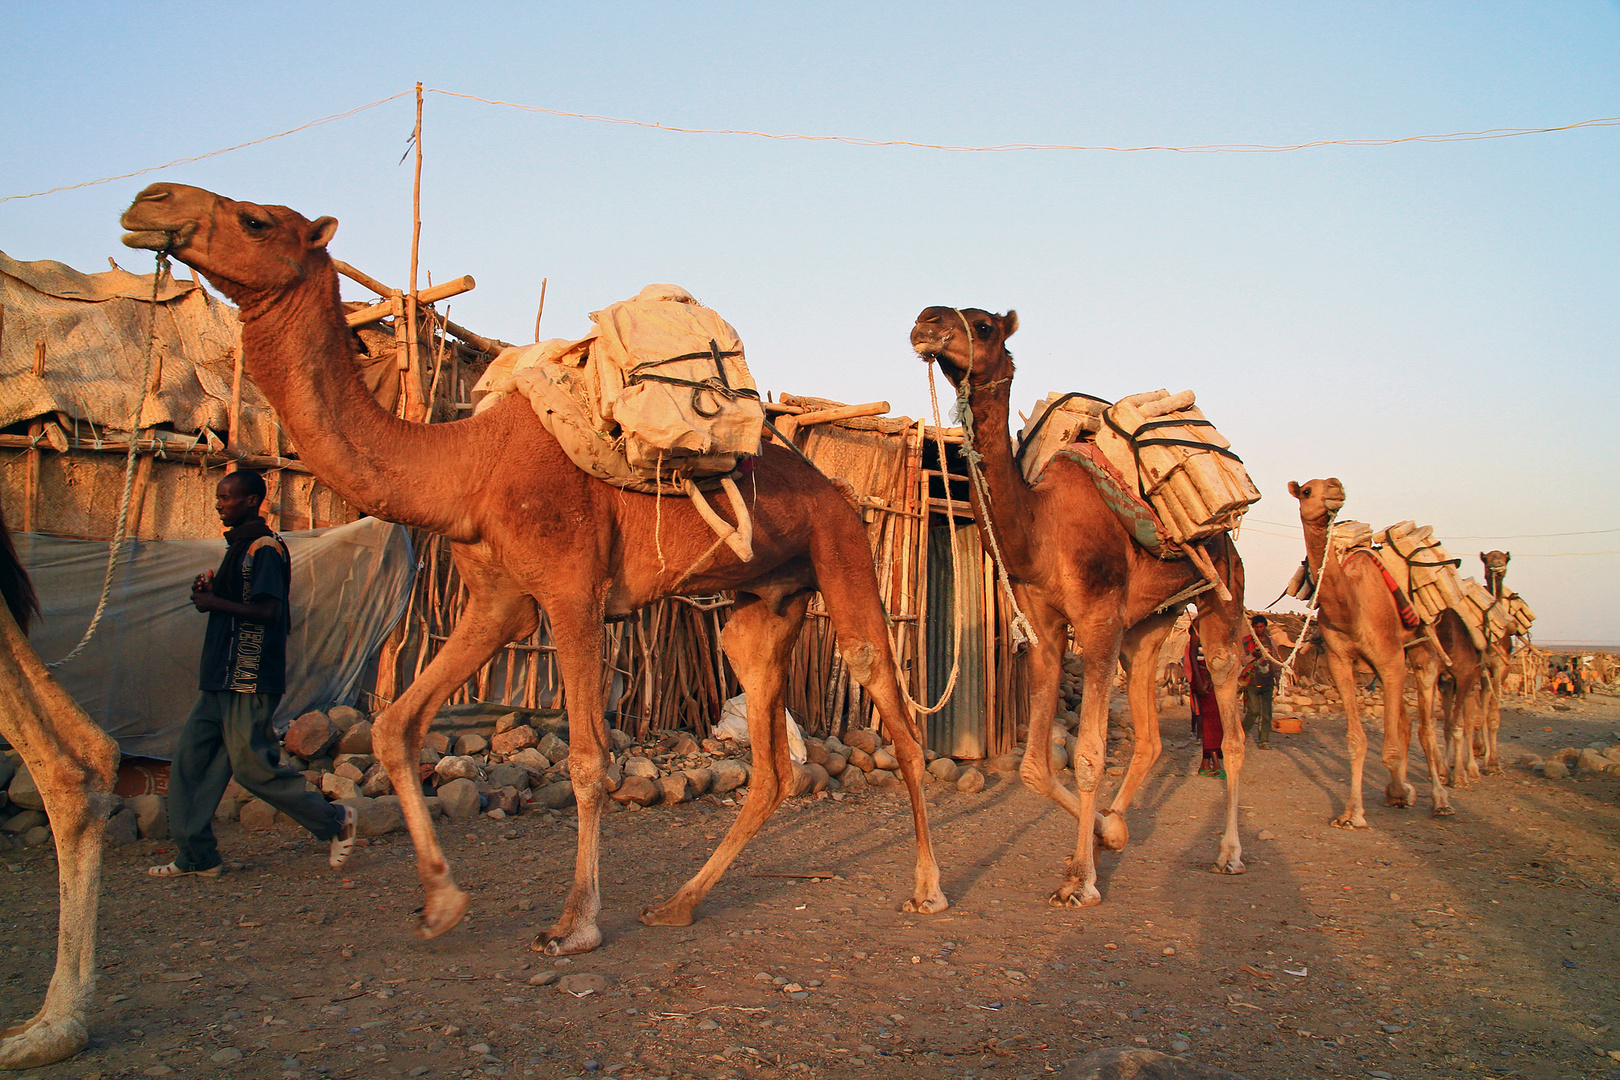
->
1257, 508, 1340, 688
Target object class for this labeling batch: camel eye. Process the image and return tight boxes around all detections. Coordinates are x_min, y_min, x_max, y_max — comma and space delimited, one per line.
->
975, 322, 992, 338
240, 212, 270, 232
1302, 487, 1312, 497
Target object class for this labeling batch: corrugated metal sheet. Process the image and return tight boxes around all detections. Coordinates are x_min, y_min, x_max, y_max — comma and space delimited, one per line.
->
925, 521, 988, 759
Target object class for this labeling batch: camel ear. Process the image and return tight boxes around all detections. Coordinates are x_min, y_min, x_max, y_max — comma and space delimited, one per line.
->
1003, 310, 1019, 337
1287, 480, 1300, 497
1504, 551, 1510, 562
307, 216, 339, 250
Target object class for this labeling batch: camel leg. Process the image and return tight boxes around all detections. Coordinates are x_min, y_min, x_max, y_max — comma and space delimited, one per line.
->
0, 610, 119, 1070
1481, 657, 1505, 775
1046, 608, 1122, 908
1323, 647, 1370, 829
533, 596, 613, 956
1197, 603, 1247, 874
641, 592, 812, 927
1100, 614, 1176, 852
1377, 653, 1419, 810
1438, 676, 1461, 789
374, 555, 537, 942
1409, 653, 1453, 816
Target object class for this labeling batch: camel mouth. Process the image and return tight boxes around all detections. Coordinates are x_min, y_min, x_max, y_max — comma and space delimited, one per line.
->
120, 229, 177, 253
912, 340, 943, 361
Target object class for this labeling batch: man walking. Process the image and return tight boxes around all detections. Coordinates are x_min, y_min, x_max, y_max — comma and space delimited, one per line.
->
149, 471, 354, 878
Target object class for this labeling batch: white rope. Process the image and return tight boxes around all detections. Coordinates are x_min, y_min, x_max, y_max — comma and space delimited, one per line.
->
49, 253, 170, 668
1262, 507, 1339, 690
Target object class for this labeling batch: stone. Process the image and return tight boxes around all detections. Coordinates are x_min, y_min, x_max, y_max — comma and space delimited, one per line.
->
1543, 760, 1569, 780
327, 705, 365, 731
2, 809, 46, 834
1056, 1047, 1249, 1080
804, 740, 830, 766
604, 760, 622, 792
612, 776, 661, 807
488, 762, 534, 790
0, 755, 13, 791
493, 712, 523, 735
555, 972, 608, 996
988, 752, 1022, 774
335, 720, 374, 756
361, 762, 395, 798
1516, 754, 1543, 771
624, 756, 661, 779
335, 752, 376, 772
21, 825, 50, 847
437, 778, 482, 820
423, 731, 451, 754
683, 767, 714, 796
420, 747, 443, 766
102, 806, 139, 848
508, 747, 552, 776
490, 725, 540, 758
840, 768, 868, 794
846, 747, 875, 772
435, 756, 482, 783
320, 773, 361, 801
710, 758, 748, 794
528, 970, 560, 986
658, 774, 691, 805
1050, 743, 1071, 771
956, 767, 986, 794
283, 711, 339, 759
7, 764, 44, 811
238, 799, 279, 831
211, 1047, 245, 1063
537, 732, 569, 762
800, 762, 831, 794
843, 729, 880, 755
334, 762, 366, 783
1576, 749, 1609, 775
928, 757, 960, 783
700, 737, 726, 755
670, 735, 699, 756
361, 795, 406, 836
128, 793, 168, 839
213, 798, 240, 824
453, 732, 489, 757
824, 752, 848, 777
873, 747, 900, 771
823, 736, 847, 757
533, 781, 576, 810
491, 786, 523, 816
866, 768, 898, 788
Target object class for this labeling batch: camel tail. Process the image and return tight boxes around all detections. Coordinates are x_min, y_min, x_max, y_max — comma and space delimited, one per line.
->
0, 502, 39, 633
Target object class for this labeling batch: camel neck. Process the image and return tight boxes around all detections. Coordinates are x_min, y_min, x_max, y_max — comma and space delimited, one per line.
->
233, 260, 478, 539
958, 379, 1036, 576
1300, 516, 1347, 606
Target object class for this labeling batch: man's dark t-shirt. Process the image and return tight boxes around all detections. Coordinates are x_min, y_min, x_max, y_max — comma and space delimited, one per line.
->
199, 534, 291, 695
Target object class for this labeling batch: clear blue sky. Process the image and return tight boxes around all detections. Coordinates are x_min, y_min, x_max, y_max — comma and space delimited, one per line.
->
4, 2, 1616, 641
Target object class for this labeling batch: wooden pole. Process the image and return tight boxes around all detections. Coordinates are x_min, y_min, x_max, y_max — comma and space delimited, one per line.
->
226, 347, 243, 475
406, 81, 424, 423
534, 277, 547, 342
24, 338, 41, 533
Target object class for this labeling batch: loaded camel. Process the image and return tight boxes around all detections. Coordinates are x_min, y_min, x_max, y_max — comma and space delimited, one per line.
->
0, 504, 121, 1069
1473, 549, 1514, 774
121, 183, 946, 956
910, 307, 1248, 909
1287, 478, 1457, 824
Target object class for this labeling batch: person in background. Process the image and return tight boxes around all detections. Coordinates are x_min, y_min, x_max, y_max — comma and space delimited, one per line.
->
1187, 623, 1224, 777
1241, 614, 1278, 749
149, 471, 356, 878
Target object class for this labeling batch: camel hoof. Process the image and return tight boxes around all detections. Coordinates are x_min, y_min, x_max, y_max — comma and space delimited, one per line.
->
530, 924, 604, 956
1432, 804, 1455, 817
1047, 888, 1101, 909
1329, 814, 1368, 830
1211, 859, 1247, 876
413, 886, 471, 941
1094, 812, 1129, 852
638, 901, 696, 928
0, 1016, 89, 1069
901, 892, 950, 915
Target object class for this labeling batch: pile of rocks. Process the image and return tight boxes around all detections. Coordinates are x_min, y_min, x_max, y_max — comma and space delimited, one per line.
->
1517, 743, 1620, 780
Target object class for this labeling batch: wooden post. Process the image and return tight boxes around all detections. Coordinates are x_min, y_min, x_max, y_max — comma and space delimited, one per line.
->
24, 338, 41, 533
226, 347, 243, 475
534, 277, 547, 342
405, 82, 425, 423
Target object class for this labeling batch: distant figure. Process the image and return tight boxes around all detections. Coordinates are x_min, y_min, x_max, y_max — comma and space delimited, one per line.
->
1551, 666, 1575, 697
1241, 614, 1278, 749
1187, 624, 1223, 776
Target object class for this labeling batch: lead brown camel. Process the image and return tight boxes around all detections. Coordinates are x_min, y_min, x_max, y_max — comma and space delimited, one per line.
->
910, 307, 1248, 908
0, 505, 120, 1069
120, 183, 947, 955
1474, 549, 1514, 774
1288, 478, 1455, 825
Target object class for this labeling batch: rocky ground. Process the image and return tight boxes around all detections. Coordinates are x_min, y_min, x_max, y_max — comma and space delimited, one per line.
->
2, 688, 1618, 1080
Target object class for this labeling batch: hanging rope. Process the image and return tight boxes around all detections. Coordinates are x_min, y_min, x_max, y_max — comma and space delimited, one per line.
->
49, 253, 170, 668
1255, 508, 1340, 688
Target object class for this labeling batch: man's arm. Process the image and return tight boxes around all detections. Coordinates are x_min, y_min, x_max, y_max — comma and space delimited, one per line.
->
191, 580, 281, 623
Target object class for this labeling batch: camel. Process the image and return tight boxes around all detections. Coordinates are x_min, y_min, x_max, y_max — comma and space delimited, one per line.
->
1473, 549, 1514, 773
121, 183, 946, 956
1287, 479, 1454, 825
910, 307, 1248, 909
0, 504, 121, 1069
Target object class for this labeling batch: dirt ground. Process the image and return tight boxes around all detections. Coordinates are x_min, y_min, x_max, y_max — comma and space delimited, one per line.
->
4, 691, 1618, 1080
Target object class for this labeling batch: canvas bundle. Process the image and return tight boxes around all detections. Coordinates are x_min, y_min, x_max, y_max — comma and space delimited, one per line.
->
1373, 521, 1464, 631
475, 285, 765, 491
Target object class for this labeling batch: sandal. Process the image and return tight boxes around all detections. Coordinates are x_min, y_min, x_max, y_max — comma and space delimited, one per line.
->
147, 861, 223, 879
329, 804, 358, 869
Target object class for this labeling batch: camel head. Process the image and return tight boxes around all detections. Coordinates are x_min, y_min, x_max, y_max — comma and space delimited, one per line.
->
910, 306, 1018, 391
121, 183, 338, 304
1481, 550, 1511, 595
1287, 477, 1345, 526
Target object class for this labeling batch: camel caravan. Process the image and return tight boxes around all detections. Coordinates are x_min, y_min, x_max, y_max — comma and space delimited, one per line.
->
0, 182, 1561, 1068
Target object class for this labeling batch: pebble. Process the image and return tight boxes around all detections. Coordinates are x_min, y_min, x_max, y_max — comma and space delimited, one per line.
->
1170, 1039, 1191, 1052
528, 971, 560, 986
211, 1048, 244, 1063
